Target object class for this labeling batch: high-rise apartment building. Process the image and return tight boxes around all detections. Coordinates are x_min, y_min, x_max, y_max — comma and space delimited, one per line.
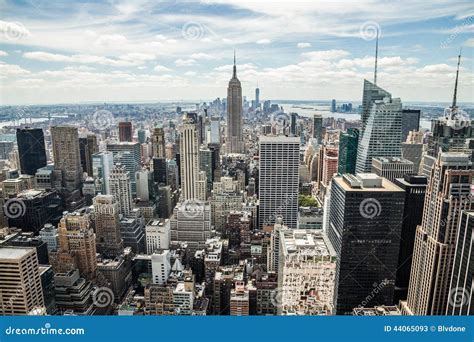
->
79, 134, 98, 176
118, 121, 133, 142
51, 126, 83, 191
94, 195, 124, 258
327, 173, 405, 314
109, 164, 133, 217
401, 153, 472, 315
258, 136, 299, 228
278, 229, 337, 315
146, 219, 171, 253
16, 127, 47, 176
0, 247, 45, 315
226, 53, 244, 154
152, 126, 166, 158
56, 210, 97, 280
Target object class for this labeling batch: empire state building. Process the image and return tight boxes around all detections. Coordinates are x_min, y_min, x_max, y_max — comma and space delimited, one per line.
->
226, 52, 244, 153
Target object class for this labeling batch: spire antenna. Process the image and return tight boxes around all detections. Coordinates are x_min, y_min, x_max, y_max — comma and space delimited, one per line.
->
374, 29, 379, 85
452, 48, 462, 108
233, 49, 237, 78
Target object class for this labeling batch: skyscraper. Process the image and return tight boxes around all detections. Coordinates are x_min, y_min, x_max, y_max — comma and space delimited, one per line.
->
180, 115, 200, 201
16, 127, 47, 176
118, 121, 133, 142
392, 174, 427, 303
355, 83, 402, 173
51, 126, 83, 192
327, 173, 405, 314
259, 136, 299, 229
401, 153, 472, 315
226, 52, 244, 153
94, 195, 124, 259
152, 126, 166, 158
401, 109, 421, 142
338, 128, 359, 174
55, 210, 97, 280
447, 210, 473, 315
109, 164, 133, 217
331, 99, 336, 113
92, 151, 114, 195
0, 247, 45, 315
79, 135, 98, 176
312, 114, 323, 144
255, 86, 260, 109
106, 141, 141, 195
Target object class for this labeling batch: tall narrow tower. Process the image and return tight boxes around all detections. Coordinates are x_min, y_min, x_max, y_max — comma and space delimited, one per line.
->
226, 51, 244, 153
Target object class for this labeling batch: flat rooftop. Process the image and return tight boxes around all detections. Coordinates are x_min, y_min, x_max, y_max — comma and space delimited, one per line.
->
0, 246, 35, 260
336, 174, 404, 192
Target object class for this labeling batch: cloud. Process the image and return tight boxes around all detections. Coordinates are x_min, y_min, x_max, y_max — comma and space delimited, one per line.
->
297, 42, 312, 48
190, 53, 218, 60
184, 71, 197, 76
463, 38, 474, 47
23, 51, 146, 67
256, 38, 271, 45
0, 62, 30, 76
0, 51, 8, 57
175, 58, 196, 67
154, 65, 172, 72
301, 50, 351, 60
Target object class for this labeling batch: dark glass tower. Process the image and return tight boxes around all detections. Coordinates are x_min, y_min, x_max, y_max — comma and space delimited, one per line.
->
392, 174, 427, 303
327, 173, 405, 314
338, 128, 359, 174
16, 128, 47, 175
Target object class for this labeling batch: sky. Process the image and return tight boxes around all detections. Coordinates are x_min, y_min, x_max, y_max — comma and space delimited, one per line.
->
0, 0, 473, 105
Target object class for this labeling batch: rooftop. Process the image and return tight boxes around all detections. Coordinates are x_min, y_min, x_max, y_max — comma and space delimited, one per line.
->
0, 246, 36, 260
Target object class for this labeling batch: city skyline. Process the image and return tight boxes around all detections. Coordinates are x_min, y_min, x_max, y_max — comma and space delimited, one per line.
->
0, 0, 473, 105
